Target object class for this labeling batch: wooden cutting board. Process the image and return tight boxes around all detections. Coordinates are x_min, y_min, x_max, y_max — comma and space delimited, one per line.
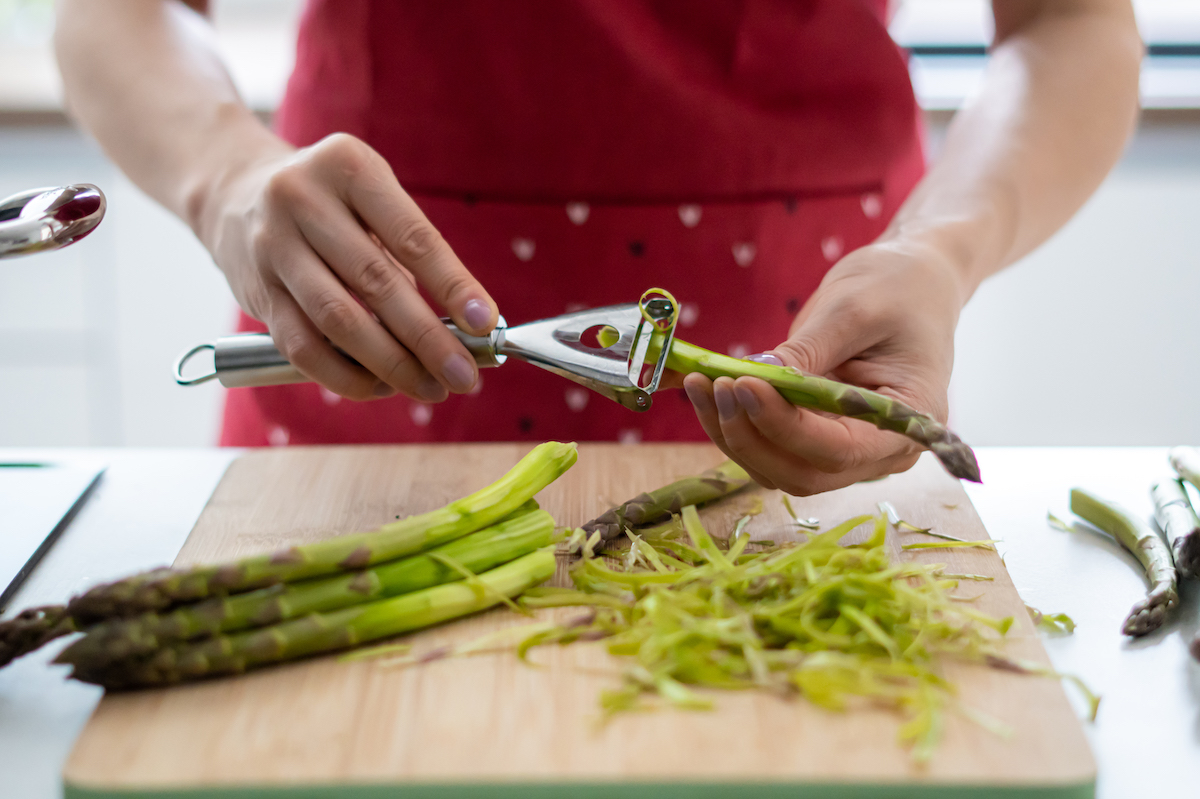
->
63, 444, 1095, 798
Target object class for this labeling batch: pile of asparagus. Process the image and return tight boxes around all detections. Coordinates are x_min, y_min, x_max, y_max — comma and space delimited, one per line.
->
1058, 446, 1200, 654
0, 442, 579, 688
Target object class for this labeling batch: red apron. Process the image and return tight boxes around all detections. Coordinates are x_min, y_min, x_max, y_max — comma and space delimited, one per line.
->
220, 0, 924, 446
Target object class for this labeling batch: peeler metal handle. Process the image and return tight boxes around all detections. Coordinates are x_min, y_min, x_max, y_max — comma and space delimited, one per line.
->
175, 296, 679, 412
0, 184, 106, 259
174, 319, 507, 389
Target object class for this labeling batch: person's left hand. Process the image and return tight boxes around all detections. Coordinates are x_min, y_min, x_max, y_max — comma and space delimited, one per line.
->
682, 238, 967, 495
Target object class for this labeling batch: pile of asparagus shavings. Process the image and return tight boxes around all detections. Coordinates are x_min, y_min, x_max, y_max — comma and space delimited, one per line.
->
511, 505, 1096, 763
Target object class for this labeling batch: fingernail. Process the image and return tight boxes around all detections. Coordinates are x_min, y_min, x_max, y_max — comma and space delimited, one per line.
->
713, 382, 737, 422
417, 374, 448, 402
373, 382, 395, 397
744, 352, 783, 366
442, 353, 476, 393
734, 384, 761, 415
464, 298, 492, 332
684, 380, 712, 414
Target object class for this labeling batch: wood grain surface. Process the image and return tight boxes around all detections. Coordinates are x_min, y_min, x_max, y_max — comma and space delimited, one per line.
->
63, 444, 1095, 798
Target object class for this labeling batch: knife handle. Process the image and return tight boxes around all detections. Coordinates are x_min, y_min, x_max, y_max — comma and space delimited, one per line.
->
175, 318, 507, 388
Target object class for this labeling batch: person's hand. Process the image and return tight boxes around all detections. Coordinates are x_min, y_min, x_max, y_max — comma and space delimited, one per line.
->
194, 132, 499, 402
683, 239, 966, 495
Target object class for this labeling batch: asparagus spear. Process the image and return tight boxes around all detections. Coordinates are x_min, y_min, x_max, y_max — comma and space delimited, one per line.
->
67, 548, 557, 689
66, 442, 577, 621
663, 339, 980, 483
56, 505, 554, 670
1151, 479, 1200, 579
580, 460, 751, 541
1070, 488, 1178, 636
0, 605, 78, 666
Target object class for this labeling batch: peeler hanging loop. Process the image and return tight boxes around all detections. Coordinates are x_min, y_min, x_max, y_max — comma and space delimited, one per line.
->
173, 343, 218, 386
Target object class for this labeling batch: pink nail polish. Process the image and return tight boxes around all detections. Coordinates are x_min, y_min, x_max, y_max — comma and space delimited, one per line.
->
464, 299, 492, 332
745, 352, 783, 366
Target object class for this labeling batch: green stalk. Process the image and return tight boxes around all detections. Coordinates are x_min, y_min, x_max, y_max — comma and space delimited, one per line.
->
66, 442, 577, 621
662, 339, 980, 483
581, 460, 751, 541
56, 505, 554, 670
68, 548, 557, 689
1070, 488, 1178, 636
1151, 479, 1200, 579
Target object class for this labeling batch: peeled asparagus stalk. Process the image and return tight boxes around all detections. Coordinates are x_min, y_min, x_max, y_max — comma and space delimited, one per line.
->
67, 548, 557, 690
663, 339, 980, 483
1070, 488, 1178, 636
581, 460, 751, 541
56, 505, 554, 671
66, 442, 577, 621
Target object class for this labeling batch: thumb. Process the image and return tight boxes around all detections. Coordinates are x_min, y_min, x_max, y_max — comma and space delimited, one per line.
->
763, 303, 876, 377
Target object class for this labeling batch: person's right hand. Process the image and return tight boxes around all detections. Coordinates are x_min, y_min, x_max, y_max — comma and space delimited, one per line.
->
193, 132, 499, 402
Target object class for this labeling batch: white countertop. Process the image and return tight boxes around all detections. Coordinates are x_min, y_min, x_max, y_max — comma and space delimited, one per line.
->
0, 446, 1197, 798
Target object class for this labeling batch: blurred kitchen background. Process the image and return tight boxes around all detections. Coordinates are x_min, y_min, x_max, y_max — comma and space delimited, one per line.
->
0, 0, 1196, 448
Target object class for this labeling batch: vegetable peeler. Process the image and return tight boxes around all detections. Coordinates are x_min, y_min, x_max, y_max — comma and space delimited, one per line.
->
174, 293, 680, 412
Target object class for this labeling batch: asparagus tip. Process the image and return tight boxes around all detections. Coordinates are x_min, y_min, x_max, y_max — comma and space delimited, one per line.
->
1176, 534, 1200, 579
0, 605, 76, 666
932, 442, 982, 483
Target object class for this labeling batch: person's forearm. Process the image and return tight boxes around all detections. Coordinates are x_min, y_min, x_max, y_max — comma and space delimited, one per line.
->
54, 0, 289, 236
881, 0, 1142, 303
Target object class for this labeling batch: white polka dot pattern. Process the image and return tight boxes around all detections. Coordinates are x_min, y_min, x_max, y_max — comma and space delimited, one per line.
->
564, 387, 589, 412
678, 204, 702, 227
566, 202, 590, 225
861, 193, 883, 219
618, 428, 642, 445
319, 387, 342, 406
267, 426, 289, 446
728, 342, 750, 359
679, 302, 699, 327
821, 235, 843, 263
732, 242, 756, 267
565, 301, 588, 314
411, 403, 433, 426
511, 237, 536, 261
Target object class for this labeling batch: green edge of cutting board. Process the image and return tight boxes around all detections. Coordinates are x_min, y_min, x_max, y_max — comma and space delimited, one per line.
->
64, 779, 1095, 799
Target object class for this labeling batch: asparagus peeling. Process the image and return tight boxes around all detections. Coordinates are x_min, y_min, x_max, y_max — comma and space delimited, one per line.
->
580, 459, 752, 541
1069, 488, 1178, 636
66, 548, 557, 689
634, 289, 980, 482
66, 441, 577, 621
56, 505, 555, 671
664, 339, 980, 483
